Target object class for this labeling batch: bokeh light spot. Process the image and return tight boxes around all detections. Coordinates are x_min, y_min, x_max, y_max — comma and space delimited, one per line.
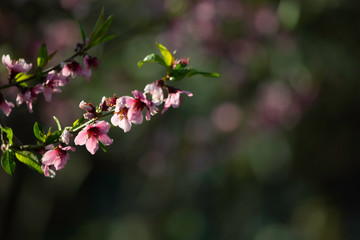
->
212, 102, 242, 133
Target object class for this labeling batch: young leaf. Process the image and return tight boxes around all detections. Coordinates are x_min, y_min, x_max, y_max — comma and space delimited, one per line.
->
185, 69, 220, 78
37, 43, 48, 68
97, 34, 117, 45
98, 141, 107, 153
33, 122, 45, 142
15, 151, 43, 174
1, 127, 13, 145
78, 21, 87, 44
87, 8, 106, 47
15, 73, 33, 83
1, 150, 16, 176
53, 116, 62, 131
72, 116, 85, 128
138, 53, 167, 68
47, 50, 57, 63
170, 68, 220, 81
88, 15, 114, 47
156, 43, 174, 68
45, 130, 61, 144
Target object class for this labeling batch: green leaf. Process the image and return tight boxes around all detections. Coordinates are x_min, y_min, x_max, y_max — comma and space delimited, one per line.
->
37, 43, 48, 68
78, 21, 87, 44
15, 73, 33, 83
156, 43, 174, 68
98, 141, 107, 153
33, 122, 45, 143
97, 34, 117, 45
170, 68, 220, 81
46, 127, 52, 137
186, 69, 220, 78
137, 53, 167, 68
45, 130, 61, 144
53, 116, 62, 131
89, 7, 105, 42
1, 150, 16, 176
72, 116, 85, 128
88, 15, 114, 48
15, 151, 43, 174
1, 127, 13, 145
47, 50, 57, 62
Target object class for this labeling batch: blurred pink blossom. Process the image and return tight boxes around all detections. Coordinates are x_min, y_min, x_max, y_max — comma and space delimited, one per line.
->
0, 93, 14, 117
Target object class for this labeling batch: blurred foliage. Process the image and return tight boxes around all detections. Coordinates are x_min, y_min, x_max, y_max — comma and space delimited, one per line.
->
0, 0, 360, 239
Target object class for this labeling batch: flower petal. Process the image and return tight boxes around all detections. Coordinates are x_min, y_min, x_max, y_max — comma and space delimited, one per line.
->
97, 133, 113, 146
85, 136, 99, 155
74, 129, 88, 146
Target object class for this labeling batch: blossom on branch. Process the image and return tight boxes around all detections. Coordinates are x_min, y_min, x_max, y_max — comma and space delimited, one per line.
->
74, 120, 113, 155
79, 100, 96, 119
43, 71, 63, 102
111, 96, 134, 132
2, 54, 32, 79
144, 80, 164, 106
16, 84, 44, 113
41, 144, 76, 177
0, 93, 14, 117
61, 60, 84, 78
162, 86, 193, 114
126, 90, 158, 124
83, 55, 99, 81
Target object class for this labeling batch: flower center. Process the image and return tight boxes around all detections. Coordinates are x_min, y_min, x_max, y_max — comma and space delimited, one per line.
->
88, 127, 100, 138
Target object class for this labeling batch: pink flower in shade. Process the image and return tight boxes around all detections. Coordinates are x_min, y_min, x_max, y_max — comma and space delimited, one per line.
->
54, 71, 70, 87
43, 71, 62, 102
41, 144, 76, 177
144, 80, 164, 106
162, 86, 193, 114
79, 100, 96, 119
0, 93, 14, 117
60, 129, 72, 145
74, 120, 113, 155
99, 94, 117, 112
2, 54, 32, 78
16, 84, 44, 113
61, 60, 83, 78
83, 55, 99, 81
111, 96, 134, 132
126, 90, 158, 124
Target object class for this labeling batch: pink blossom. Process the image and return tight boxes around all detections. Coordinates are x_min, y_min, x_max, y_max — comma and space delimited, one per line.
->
111, 96, 134, 132
54, 71, 70, 87
43, 71, 62, 102
41, 144, 75, 177
16, 84, 44, 113
99, 94, 117, 112
126, 90, 158, 124
79, 100, 96, 119
0, 93, 14, 117
74, 120, 113, 155
83, 55, 99, 81
61, 60, 83, 78
144, 80, 164, 106
60, 129, 72, 145
162, 86, 193, 114
41, 165, 56, 178
2, 54, 32, 78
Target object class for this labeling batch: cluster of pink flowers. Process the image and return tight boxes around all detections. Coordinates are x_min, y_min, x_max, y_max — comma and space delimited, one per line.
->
40, 77, 193, 177
1, 54, 98, 115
